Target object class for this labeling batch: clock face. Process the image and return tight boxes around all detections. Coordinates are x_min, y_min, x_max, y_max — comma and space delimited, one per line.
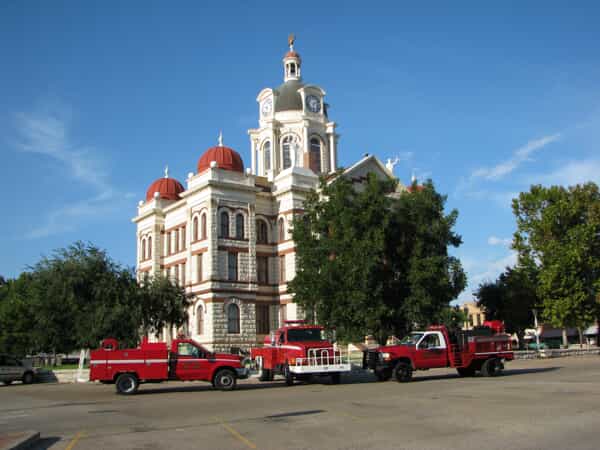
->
306, 95, 321, 113
261, 98, 273, 116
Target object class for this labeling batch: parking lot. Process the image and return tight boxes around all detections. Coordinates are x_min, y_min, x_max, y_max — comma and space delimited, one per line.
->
1, 356, 599, 450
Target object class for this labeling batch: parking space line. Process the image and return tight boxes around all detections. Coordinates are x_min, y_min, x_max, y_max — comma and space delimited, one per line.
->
213, 416, 257, 449
65, 431, 85, 450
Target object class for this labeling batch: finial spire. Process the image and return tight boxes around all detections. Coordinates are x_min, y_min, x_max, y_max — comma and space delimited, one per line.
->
411, 171, 417, 183
164, 165, 169, 178
218, 130, 223, 146
288, 33, 295, 51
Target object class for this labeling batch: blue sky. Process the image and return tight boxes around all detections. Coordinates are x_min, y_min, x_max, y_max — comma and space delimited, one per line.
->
1, 1, 599, 303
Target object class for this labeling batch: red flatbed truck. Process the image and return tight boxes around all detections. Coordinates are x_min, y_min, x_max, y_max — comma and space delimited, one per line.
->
89, 337, 249, 394
251, 321, 351, 385
364, 321, 514, 382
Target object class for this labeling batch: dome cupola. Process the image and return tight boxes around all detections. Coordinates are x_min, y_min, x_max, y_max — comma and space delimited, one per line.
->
146, 167, 185, 201
197, 131, 244, 173
283, 33, 301, 82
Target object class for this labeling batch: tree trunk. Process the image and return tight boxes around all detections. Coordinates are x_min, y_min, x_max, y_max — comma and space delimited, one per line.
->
578, 328, 584, 348
562, 328, 568, 348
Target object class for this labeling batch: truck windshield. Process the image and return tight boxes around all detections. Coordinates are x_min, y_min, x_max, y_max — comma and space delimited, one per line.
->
287, 328, 325, 342
399, 333, 424, 345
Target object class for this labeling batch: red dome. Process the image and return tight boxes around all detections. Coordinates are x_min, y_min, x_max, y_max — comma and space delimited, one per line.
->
197, 146, 244, 173
285, 50, 300, 59
146, 177, 185, 201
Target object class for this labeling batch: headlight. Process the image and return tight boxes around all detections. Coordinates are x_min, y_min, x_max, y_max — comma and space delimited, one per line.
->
381, 352, 391, 361
289, 357, 296, 365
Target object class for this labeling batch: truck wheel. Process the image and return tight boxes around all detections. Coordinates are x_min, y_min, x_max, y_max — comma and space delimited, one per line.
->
115, 373, 139, 395
456, 366, 476, 377
283, 364, 294, 386
481, 358, 501, 377
22, 371, 34, 385
393, 361, 413, 383
375, 369, 392, 382
330, 373, 341, 385
214, 369, 237, 391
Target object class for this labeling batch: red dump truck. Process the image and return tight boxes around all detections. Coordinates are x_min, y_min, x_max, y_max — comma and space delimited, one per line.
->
251, 320, 351, 385
89, 337, 249, 394
364, 321, 514, 382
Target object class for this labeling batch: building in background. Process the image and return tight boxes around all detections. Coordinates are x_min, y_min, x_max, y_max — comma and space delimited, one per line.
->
133, 37, 401, 352
461, 301, 486, 330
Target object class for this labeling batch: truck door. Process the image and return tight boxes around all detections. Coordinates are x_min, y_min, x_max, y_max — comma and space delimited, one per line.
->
173, 342, 210, 381
414, 333, 447, 369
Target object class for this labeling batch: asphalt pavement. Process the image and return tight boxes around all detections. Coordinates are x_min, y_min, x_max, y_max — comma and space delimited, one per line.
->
1, 356, 599, 450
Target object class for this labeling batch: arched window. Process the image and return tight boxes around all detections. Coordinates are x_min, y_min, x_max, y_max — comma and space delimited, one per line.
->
227, 303, 240, 334
196, 304, 204, 335
256, 219, 268, 244
309, 137, 321, 173
235, 214, 244, 239
263, 141, 271, 172
278, 218, 285, 242
282, 136, 293, 170
141, 238, 146, 260
201, 213, 207, 240
193, 216, 198, 242
148, 236, 152, 258
220, 211, 229, 238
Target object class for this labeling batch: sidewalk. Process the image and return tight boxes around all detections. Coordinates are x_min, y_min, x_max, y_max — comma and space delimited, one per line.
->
0, 431, 39, 450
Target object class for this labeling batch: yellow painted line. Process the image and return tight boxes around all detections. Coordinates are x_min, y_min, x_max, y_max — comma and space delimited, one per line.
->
213, 416, 257, 449
64, 431, 85, 450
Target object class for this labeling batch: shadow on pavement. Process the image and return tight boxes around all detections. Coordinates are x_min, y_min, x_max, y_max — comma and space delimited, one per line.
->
32, 437, 61, 449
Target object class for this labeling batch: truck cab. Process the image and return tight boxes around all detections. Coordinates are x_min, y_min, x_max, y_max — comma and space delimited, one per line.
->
251, 321, 351, 385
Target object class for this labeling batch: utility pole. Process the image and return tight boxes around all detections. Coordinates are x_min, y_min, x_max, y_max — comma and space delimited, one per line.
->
532, 308, 541, 352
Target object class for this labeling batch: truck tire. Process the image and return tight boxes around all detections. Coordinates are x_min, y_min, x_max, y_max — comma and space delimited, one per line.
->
22, 371, 34, 385
375, 369, 392, 382
283, 363, 294, 386
213, 369, 237, 391
456, 366, 476, 377
481, 358, 501, 377
115, 373, 139, 395
330, 373, 341, 385
393, 361, 413, 383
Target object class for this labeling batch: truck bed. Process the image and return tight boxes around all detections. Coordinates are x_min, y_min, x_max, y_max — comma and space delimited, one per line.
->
90, 343, 169, 381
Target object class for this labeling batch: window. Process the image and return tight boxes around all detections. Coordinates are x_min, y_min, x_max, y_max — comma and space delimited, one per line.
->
220, 211, 229, 238
263, 141, 271, 171
227, 303, 240, 334
279, 254, 286, 283
197, 306, 205, 335
148, 236, 152, 258
167, 232, 171, 255
174, 229, 179, 253
177, 342, 200, 357
141, 238, 146, 260
309, 137, 321, 173
228, 252, 238, 281
476, 314, 481, 326
235, 214, 244, 239
197, 254, 203, 282
257, 256, 269, 284
469, 314, 473, 327
256, 219, 268, 244
256, 304, 270, 334
282, 136, 293, 169
420, 334, 440, 349
181, 226, 186, 250
193, 216, 198, 241
174, 265, 179, 284
278, 218, 285, 242
201, 213, 207, 240
181, 263, 186, 286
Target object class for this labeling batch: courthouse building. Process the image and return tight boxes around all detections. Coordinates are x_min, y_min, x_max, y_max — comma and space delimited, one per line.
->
133, 38, 404, 352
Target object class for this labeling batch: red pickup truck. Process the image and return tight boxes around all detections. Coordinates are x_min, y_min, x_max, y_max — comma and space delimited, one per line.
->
90, 337, 249, 394
364, 321, 514, 382
251, 321, 351, 385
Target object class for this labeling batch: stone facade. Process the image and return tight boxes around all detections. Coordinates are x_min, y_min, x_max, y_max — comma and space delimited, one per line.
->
133, 39, 402, 352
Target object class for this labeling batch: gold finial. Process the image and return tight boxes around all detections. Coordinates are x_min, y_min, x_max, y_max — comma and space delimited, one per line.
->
288, 33, 295, 50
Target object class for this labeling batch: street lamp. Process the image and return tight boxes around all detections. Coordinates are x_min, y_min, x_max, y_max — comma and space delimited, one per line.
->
532, 308, 541, 351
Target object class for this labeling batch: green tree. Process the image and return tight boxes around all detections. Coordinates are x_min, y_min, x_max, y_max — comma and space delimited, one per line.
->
0, 273, 39, 356
289, 175, 466, 344
475, 267, 537, 348
513, 183, 600, 346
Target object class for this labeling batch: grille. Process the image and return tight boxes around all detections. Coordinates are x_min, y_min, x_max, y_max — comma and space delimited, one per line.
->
366, 350, 379, 369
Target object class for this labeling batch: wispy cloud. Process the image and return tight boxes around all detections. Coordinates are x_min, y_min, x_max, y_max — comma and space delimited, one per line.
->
472, 133, 561, 181
488, 236, 511, 246
525, 159, 600, 186
14, 103, 130, 239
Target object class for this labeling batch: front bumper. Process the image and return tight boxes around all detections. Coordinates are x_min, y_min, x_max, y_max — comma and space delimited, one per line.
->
364, 350, 392, 371
235, 367, 250, 379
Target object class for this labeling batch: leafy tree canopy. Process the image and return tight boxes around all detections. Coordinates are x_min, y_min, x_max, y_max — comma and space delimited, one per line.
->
289, 174, 466, 344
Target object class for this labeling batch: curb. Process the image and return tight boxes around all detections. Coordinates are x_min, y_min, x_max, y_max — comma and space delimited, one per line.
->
0, 431, 40, 450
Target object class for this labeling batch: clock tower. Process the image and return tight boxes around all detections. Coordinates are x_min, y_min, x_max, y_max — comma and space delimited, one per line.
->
248, 35, 338, 179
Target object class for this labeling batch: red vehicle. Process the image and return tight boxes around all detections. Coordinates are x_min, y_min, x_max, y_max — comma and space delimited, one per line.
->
89, 337, 249, 394
364, 321, 514, 382
251, 321, 351, 385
